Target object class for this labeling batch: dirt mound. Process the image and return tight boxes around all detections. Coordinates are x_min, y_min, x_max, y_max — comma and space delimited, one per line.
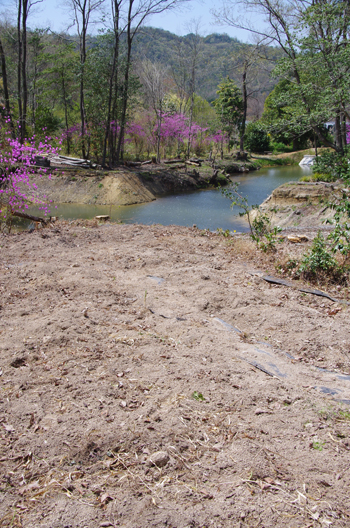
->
24, 165, 213, 207
1, 223, 350, 527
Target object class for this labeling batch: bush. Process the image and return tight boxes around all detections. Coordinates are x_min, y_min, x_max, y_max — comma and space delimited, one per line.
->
300, 172, 338, 183
35, 105, 62, 135
312, 148, 350, 181
271, 141, 293, 153
298, 231, 342, 283
244, 122, 270, 153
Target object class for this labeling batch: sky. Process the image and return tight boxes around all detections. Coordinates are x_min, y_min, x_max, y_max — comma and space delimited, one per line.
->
2, 0, 253, 42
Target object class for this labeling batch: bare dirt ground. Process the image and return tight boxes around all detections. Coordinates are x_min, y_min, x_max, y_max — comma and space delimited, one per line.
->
1, 222, 350, 528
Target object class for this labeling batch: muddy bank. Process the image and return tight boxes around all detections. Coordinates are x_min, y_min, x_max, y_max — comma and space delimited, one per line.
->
254, 181, 341, 228
1, 222, 350, 527
26, 164, 215, 206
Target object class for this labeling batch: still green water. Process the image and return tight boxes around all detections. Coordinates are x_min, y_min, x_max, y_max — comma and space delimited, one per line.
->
28, 165, 310, 232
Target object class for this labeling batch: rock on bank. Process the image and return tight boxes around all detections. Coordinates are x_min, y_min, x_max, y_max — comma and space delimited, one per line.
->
253, 181, 341, 228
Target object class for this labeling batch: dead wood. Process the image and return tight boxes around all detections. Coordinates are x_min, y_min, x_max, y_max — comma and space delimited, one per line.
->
12, 211, 47, 225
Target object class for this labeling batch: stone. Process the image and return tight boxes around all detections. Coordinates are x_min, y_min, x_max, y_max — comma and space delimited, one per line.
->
148, 450, 170, 468
95, 215, 110, 221
287, 235, 302, 243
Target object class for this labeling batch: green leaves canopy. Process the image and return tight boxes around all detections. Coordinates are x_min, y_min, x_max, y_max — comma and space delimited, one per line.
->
212, 77, 243, 140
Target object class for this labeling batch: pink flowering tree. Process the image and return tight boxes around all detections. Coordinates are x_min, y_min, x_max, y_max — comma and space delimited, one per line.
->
134, 112, 213, 159
125, 122, 146, 159
0, 112, 61, 229
206, 130, 228, 160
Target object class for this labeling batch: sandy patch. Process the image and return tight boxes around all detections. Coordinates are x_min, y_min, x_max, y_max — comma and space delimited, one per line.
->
1, 223, 350, 527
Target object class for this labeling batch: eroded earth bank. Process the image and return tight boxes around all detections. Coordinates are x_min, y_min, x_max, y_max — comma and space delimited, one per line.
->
1, 222, 350, 527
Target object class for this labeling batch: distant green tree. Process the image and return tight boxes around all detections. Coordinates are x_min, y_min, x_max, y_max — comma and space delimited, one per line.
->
261, 79, 314, 150
213, 77, 243, 150
244, 122, 270, 153
215, 0, 350, 154
38, 40, 79, 153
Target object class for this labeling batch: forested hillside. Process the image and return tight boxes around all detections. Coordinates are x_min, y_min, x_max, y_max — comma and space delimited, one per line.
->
131, 27, 280, 104
0, 18, 280, 170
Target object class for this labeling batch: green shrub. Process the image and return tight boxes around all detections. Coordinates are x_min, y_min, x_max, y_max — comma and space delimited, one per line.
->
300, 172, 337, 183
271, 141, 293, 153
245, 122, 270, 153
298, 231, 342, 282
313, 148, 350, 181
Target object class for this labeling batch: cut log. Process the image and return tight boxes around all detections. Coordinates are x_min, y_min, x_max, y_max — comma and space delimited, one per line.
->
95, 215, 110, 221
163, 159, 184, 164
12, 211, 47, 225
35, 156, 51, 168
185, 160, 201, 167
56, 155, 90, 162
48, 154, 92, 168
168, 164, 186, 170
124, 161, 142, 167
141, 160, 152, 165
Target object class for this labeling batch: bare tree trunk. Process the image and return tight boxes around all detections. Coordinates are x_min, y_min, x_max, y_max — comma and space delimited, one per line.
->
80, 10, 87, 159
116, 0, 133, 163
17, 0, 23, 141
185, 25, 202, 159
70, 0, 104, 159
187, 88, 195, 158
0, 35, 14, 132
334, 114, 343, 155
21, 0, 28, 141
156, 107, 162, 163
341, 113, 347, 149
240, 64, 247, 153
61, 73, 70, 155
102, 0, 121, 168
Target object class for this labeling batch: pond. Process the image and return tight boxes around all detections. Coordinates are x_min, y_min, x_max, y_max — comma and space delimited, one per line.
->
27, 164, 311, 232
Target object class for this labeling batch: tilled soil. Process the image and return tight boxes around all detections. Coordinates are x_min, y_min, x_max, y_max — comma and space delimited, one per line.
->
1, 222, 350, 528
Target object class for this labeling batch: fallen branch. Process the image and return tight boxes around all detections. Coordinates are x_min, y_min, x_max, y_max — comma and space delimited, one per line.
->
185, 160, 201, 167
261, 274, 350, 304
163, 159, 184, 164
12, 211, 47, 225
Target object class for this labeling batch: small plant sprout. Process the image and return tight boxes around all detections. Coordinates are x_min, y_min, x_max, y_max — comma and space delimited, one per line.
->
312, 440, 325, 451
192, 391, 205, 401
216, 227, 231, 237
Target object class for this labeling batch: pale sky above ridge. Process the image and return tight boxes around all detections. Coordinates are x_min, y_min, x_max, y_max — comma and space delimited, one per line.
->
2, 0, 254, 42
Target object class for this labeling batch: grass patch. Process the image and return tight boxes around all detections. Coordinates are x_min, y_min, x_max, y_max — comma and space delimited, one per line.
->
250, 156, 293, 168
300, 172, 338, 183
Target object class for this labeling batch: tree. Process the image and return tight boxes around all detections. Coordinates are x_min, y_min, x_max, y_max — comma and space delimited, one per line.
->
261, 78, 315, 150
115, 0, 190, 163
0, 33, 13, 130
140, 60, 168, 162
244, 121, 270, 152
27, 28, 47, 132
69, 0, 105, 158
230, 41, 272, 152
39, 38, 78, 152
101, 0, 124, 167
212, 77, 243, 150
213, 0, 350, 154
170, 21, 203, 157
